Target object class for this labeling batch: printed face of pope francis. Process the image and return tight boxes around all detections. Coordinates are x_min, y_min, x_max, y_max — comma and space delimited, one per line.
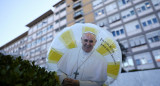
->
81, 32, 97, 53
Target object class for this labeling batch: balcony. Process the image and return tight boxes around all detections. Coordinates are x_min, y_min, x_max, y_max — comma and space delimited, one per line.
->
72, 0, 78, 2
74, 10, 83, 19
73, 1, 82, 10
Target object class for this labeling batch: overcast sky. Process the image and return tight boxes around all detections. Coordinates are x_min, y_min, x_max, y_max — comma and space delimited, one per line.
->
0, 0, 59, 47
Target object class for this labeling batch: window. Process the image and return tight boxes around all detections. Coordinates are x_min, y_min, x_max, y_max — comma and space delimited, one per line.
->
55, 28, 59, 32
135, 24, 140, 29
151, 0, 160, 7
27, 43, 31, 48
152, 49, 160, 62
37, 22, 42, 29
141, 6, 146, 11
116, 31, 120, 36
60, 16, 66, 21
140, 15, 159, 28
142, 22, 147, 27
55, 20, 59, 24
48, 15, 53, 23
37, 38, 41, 44
129, 35, 146, 47
41, 36, 46, 42
36, 31, 42, 36
32, 40, 37, 47
92, 0, 102, 7
158, 12, 160, 19
95, 8, 105, 17
105, 2, 117, 13
123, 56, 134, 67
112, 31, 116, 37
118, 0, 131, 7
120, 29, 124, 34
96, 19, 108, 27
125, 20, 141, 34
154, 36, 160, 41
55, 1, 65, 8
147, 20, 152, 25
111, 26, 125, 37
28, 29, 33, 35
108, 13, 120, 24
42, 19, 48, 27
47, 25, 53, 31
146, 30, 160, 43
60, 8, 66, 13
120, 40, 129, 49
42, 28, 47, 34
60, 25, 66, 30
74, 10, 83, 19
135, 1, 152, 14
130, 10, 135, 15
32, 25, 37, 32
73, 1, 81, 10
152, 18, 158, 23
75, 19, 84, 23
47, 35, 53, 39
148, 36, 160, 43
136, 59, 141, 65
55, 12, 59, 15
121, 8, 135, 19
145, 2, 151, 9
134, 52, 153, 67
41, 44, 46, 51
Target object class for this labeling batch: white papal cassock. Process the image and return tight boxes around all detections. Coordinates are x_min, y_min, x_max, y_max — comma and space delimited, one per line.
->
57, 47, 108, 86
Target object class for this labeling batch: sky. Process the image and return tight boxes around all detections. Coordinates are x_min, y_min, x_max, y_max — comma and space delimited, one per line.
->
0, 0, 59, 47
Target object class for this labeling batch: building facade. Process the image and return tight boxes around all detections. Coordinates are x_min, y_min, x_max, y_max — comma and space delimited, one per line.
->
0, 31, 28, 58
25, 10, 54, 67
1, 0, 160, 70
64, 0, 160, 71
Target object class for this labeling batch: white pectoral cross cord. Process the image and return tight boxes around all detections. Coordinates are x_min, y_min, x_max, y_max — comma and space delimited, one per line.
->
72, 48, 94, 79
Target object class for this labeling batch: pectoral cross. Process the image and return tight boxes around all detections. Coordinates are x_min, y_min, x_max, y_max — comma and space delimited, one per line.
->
74, 69, 79, 79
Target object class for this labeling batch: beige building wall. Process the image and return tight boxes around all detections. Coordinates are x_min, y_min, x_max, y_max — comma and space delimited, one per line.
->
84, 13, 94, 23
82, 0, 91, 5
66, 13, 74, 23
83, 2, 92, 14
66, 0, 94, 26
66, 0, 73, 13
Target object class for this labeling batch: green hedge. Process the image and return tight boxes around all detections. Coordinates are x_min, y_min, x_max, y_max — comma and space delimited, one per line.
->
0, 53, 60, 86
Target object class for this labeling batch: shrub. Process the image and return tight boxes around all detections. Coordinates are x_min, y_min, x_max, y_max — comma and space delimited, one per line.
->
0, 53, 60, 86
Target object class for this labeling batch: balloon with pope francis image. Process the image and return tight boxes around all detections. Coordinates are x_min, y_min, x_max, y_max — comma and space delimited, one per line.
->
47, 23, 122, 86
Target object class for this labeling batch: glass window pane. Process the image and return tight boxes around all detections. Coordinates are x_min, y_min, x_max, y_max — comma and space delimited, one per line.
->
130, 10, 135, 15
136, 59, 141, 65
112, 31, 116, 37
141, 6, 146, 11
148, 38, 153, 43
116, 30, 120, 36
147, 20, 152, 25
120, 29, 124, 34
154, 36, 160, 42
135, 24, 140, 29
145, 2, 151, 9
142, 22, 147, 27
152, 18, 158, 23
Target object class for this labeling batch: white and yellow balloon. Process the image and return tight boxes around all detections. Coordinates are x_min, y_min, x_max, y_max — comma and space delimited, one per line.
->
46, 23, 122, 85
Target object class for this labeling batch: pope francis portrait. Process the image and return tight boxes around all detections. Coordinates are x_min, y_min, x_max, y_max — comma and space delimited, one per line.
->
57, 32, 107, 86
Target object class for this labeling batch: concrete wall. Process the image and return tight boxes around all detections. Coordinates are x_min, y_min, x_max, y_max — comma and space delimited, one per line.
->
110, 69, 160, 86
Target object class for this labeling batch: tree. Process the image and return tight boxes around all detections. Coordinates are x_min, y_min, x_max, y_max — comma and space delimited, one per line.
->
117, 40, 128, 73
0, 52, 60, 86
